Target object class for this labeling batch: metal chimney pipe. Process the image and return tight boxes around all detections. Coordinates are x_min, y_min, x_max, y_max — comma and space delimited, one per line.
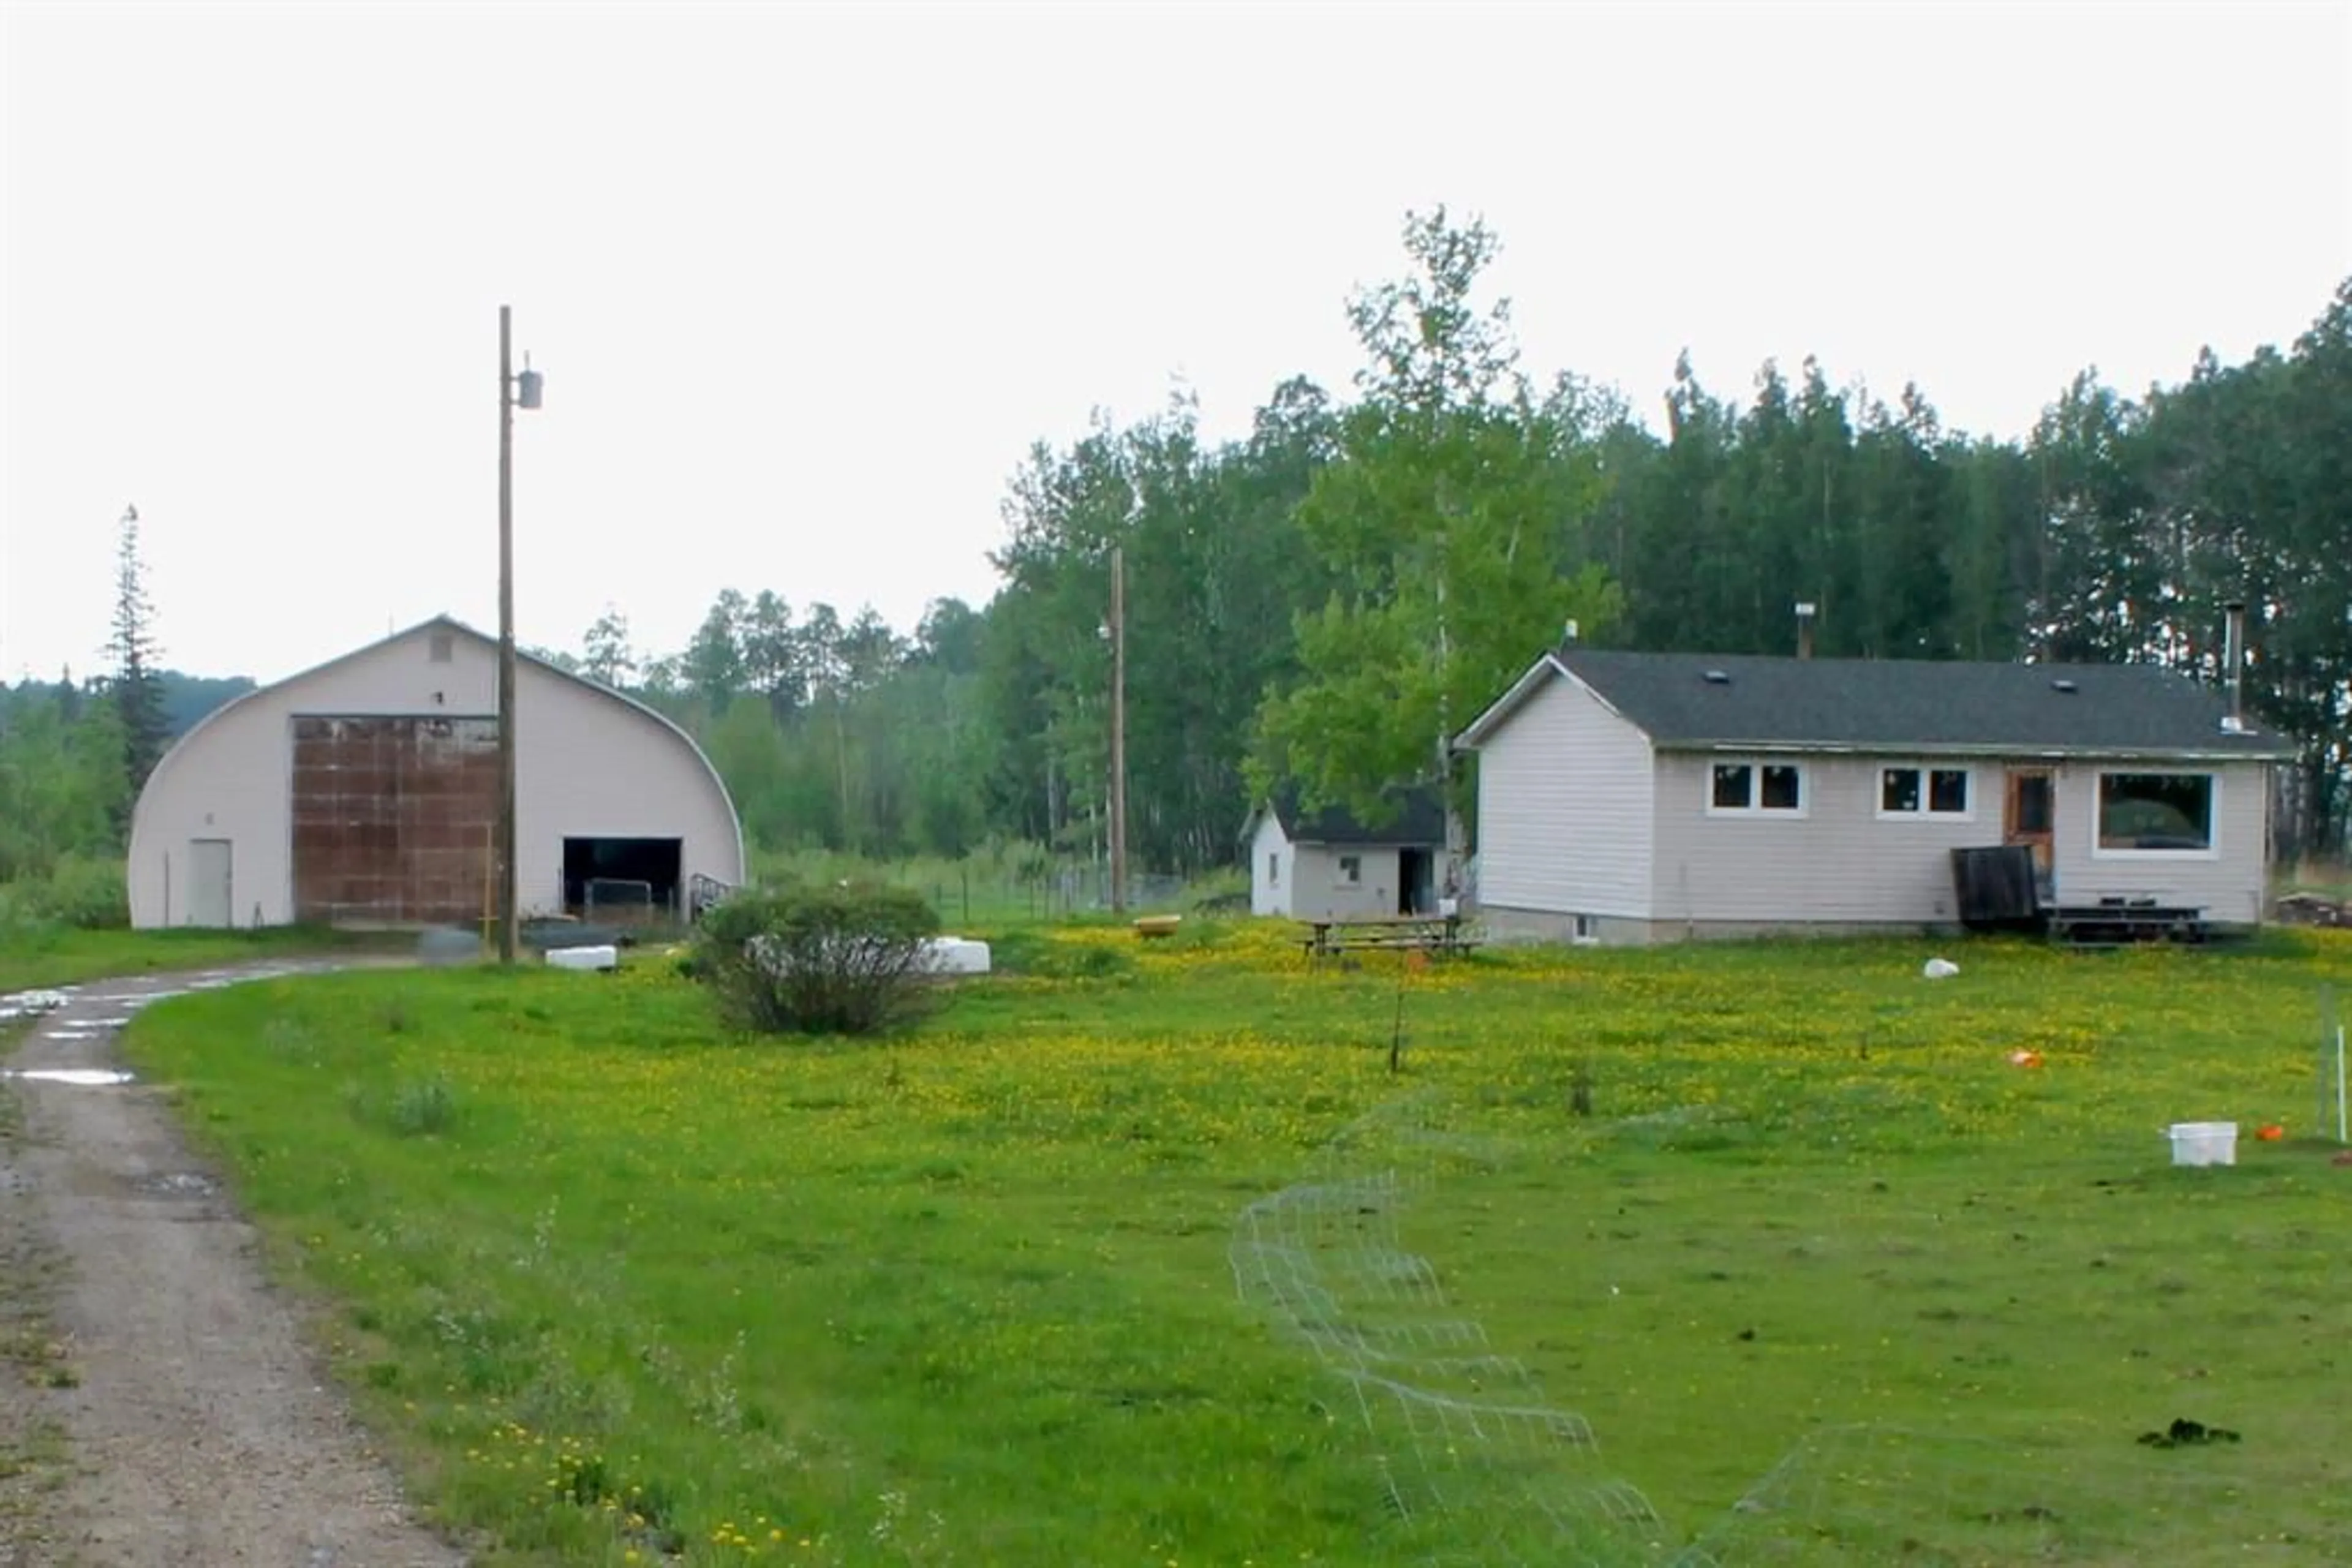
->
2223, 600, 2247, 731
1795, 601, 1817, 660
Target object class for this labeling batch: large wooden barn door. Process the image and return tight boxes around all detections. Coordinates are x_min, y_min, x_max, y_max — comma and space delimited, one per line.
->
290, 716, 500, 925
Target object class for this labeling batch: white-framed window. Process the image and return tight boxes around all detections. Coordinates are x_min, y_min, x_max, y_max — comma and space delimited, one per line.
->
1267, 853, 1280, 888
1336, 854, 1363, 885
428, 631, 455, 664
1877, 764, 1974, 820
1708, 760, 1806, 816
2095, 771, 2218, 857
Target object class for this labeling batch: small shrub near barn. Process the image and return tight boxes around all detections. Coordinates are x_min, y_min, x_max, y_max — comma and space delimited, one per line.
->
690, 881, 946, 1036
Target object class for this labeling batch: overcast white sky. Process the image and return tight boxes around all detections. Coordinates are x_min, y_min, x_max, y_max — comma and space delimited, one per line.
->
3, 1, 2346, 684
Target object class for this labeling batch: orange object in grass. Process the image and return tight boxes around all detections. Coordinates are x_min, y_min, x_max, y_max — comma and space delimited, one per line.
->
2006, 1049, 2044, 1069
2256, 1123, 2286, 1142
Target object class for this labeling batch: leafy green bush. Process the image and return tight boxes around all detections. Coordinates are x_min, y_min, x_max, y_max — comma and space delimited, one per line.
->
691, 882, 946, 1036
0, 856, 128, 930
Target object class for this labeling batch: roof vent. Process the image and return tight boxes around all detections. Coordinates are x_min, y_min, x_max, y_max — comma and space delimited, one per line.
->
1702, 669, 1732, 685
2049, 677, 2078, 694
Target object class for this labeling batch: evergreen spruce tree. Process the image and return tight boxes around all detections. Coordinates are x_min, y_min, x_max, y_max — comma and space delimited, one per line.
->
107, 504, 169, 832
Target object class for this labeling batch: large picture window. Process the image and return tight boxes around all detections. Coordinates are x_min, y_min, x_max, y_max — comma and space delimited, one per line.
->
1709, 761, 1805, 816
1879, 766, 1973, 820
2097, 772, 2215, 853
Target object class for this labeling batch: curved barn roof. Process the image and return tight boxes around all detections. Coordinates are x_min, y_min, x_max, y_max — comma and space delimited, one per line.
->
132, 615, 747, 876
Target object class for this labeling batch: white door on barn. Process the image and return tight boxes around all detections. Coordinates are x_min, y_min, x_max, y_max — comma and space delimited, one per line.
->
188, 839, 233, 927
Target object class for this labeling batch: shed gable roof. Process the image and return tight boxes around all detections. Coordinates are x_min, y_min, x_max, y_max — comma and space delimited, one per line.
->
1254, 783, 1447, 847
1455, 649, 2293, 760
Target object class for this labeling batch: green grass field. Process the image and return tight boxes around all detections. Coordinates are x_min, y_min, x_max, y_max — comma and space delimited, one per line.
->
110, 924, 2352, 1566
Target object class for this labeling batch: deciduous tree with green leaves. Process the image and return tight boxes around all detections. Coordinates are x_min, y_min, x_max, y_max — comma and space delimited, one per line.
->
581, 603, 637, 687
1250, 208, 1621, 829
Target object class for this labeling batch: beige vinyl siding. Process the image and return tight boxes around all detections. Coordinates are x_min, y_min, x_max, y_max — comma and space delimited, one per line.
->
1249, 812, 1295, 917
2051, 758, 2270, 925
1287, 845, 1405, 921
1474, 671, 1654, 918
1650, 753, 1997, 926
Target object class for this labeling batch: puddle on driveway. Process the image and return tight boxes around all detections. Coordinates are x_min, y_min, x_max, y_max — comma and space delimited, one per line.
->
4, 1068, 135, 1087
135, 1171, 219, 1197
1, 989, 72, 1020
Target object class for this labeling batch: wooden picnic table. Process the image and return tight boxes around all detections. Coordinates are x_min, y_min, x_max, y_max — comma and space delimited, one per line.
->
1300, 913, 1477, 959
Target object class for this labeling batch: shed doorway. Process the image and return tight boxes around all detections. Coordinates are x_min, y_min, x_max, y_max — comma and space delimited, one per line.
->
563, 837, 683, 925
1398, 848, 1434, 915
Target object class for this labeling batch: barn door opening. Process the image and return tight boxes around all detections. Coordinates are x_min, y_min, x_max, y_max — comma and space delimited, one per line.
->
189, 839, 233, 927
564, 837, 683, 927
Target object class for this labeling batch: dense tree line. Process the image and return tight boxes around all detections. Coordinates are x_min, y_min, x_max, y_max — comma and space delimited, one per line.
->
0, 667, 254, 885
597, 216, 2351, 868
8, 211, 2349, 898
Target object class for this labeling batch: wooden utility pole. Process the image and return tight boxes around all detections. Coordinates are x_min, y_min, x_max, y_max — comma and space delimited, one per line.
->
1109, 544, 1128, 914
497, 305, 519, 965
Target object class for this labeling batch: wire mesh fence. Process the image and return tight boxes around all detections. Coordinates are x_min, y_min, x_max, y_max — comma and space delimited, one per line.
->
1233, 1088, 2352, 1567
765, 864, 1200, 925
1230, 1149, 1673, 1568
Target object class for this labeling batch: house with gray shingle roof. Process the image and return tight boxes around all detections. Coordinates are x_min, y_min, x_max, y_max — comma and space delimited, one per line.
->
1451, 647, 2294, 944
1244, 783, 1449, 920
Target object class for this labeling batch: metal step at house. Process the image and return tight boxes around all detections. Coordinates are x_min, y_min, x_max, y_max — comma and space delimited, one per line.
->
2045, 896, 2210, 948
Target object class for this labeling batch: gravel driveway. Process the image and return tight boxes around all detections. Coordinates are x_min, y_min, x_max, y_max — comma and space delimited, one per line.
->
0, 962, 464, 1567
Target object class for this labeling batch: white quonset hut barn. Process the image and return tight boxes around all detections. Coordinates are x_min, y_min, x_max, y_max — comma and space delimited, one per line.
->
127, 616, 745, 929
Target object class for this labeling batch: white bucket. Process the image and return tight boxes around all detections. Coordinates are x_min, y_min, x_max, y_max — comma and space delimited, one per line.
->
546, 944, 619, 972
2167, 1121, 2237, 1167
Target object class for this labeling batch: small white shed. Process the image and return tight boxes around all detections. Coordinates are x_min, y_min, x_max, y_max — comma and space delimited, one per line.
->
1243, 786, 1449, 921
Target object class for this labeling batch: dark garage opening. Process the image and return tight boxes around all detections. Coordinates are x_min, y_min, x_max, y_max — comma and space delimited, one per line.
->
563, 837, 683, 924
